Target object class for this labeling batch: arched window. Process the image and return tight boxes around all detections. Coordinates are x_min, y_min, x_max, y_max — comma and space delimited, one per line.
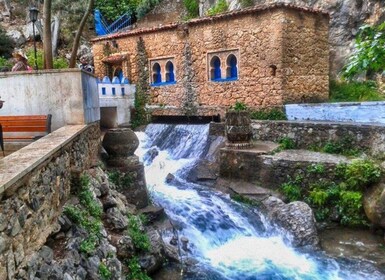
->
226, 54, 238, 79
210, 56, 221, 80
114, 67, 123, 82
165, 61, 175, 82
152, 63, 162, 84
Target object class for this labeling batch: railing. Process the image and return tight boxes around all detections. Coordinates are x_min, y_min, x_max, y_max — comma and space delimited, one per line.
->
94, 9, 132, 36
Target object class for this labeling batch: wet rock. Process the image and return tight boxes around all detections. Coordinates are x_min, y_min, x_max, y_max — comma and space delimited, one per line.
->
261, 197, 319, 247
140, 229, 165, 274
85, 256, 100, 279
139, 205, 165, 223
187, 159, 218, 186
106, 208, 128, 230
143, 147, 159, 164
364, 182, 385, 228
166, 173, 175, 183
102, 128, 139, 157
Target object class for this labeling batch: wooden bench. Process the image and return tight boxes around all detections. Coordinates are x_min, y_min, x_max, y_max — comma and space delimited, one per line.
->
0, 115, 52, 155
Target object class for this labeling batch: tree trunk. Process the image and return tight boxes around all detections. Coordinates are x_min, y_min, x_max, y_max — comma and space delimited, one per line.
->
43, 0, 53, 69
69, 0, 94, 68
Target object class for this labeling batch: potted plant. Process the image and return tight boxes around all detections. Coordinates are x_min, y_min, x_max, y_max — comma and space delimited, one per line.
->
225, 101, 252, 148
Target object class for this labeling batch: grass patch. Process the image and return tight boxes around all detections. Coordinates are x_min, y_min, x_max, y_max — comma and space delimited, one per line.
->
329, 80, 384, 102
127, 215, 151, 252
126, 257, 151, 280
250, 108, 287, 120
308, 136, 363, 157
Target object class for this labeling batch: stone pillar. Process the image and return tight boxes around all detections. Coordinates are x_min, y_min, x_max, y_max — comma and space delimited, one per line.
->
225, 111, 253, 149
102, 128, 149, 209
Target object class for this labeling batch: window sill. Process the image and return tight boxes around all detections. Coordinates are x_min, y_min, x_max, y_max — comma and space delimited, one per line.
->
151, 81, 177, 87
210, 77, 238, 82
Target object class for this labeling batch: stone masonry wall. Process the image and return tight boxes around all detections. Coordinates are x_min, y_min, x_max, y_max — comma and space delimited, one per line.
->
0, 123, 100, 279
251, 120, 385, 156
92, 5, 329, 118
282, 9, 329, 103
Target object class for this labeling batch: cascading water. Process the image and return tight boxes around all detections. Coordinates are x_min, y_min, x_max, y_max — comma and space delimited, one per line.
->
136, 124, 385, 280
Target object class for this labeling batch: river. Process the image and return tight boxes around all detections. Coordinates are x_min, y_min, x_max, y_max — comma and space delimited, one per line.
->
135, 123, 385, 280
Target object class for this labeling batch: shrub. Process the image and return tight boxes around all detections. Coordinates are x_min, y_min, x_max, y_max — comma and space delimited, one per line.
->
128, 215, 150, 252
126, 257, 151, 280
250, 108, 287, 120
280, 182, 302, 202
278, 137, 296, 150
230, 101, 247, 112
206, 0, 228, 16
99, 262, 112, 280
339, 191, 366, 226
329, 80, 384, 102
184, 0, 199, 19
336, 159, 381, 191
0, 56, 13, 70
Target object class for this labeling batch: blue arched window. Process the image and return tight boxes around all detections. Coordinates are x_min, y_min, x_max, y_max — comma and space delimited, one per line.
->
152, 63, 162, 84
226, 54, 238, 80
210, 56, 221, 81
165, 61, 175, 83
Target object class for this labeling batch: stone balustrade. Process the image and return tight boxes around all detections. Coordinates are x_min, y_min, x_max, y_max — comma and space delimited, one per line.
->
0, 123, 100, 279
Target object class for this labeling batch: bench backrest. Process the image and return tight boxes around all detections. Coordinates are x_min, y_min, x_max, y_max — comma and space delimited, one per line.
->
0, 115, 52, 133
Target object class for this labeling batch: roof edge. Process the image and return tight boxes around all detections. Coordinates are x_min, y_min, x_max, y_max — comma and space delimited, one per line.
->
91, 3, 329, 43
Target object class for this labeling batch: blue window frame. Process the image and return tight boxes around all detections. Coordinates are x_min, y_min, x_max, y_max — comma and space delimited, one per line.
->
226, 54, 238, 80
210, 56, 221, 81
165, 61, 175, 82
152, 63, 162, 84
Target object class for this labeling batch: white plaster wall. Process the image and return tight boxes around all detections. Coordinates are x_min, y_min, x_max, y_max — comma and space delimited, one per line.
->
99, 84, 135, 126
285, 101, 385, 124
0, 69, 100, 131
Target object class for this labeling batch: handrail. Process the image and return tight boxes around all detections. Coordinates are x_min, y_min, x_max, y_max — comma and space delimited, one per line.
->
94, 9, 131, 36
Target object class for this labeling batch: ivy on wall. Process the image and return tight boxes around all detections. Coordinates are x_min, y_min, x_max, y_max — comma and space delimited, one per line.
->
132, 37, 150, 128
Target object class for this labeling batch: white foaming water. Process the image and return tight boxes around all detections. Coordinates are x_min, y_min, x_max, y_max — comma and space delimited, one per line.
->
136, 124, 384, 280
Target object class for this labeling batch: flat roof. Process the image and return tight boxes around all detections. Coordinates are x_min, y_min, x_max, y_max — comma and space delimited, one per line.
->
91, 3, 329, 42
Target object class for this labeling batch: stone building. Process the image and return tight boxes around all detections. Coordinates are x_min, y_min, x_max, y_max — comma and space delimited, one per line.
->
91, 3, 329, 120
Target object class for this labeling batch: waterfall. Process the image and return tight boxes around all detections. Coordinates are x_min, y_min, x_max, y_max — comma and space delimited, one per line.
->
136, 123, 384, 280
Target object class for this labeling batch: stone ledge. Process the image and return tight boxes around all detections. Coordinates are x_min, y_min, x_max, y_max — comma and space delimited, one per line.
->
0, 125, 87, 194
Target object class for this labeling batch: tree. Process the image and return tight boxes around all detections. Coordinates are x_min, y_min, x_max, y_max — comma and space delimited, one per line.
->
69, 0, 95, 68
342, 23, 385, 80
43, 0, 53, 69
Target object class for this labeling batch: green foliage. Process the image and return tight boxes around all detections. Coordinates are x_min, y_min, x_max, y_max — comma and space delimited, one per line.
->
108, 171, 133, 188
0, 28, 14, 58
99, 262, 112, 280
126, 257, 151, 280
250, 108, 287, 120
309, 136, 362, 157
308, 188, 329, 206
0, 56, 12, 70
230, 101, 248, 112
339, 191, 366, 226
280, 176, 302, 202
128, 215, 150, 252
278, 137, 296, 150
329, 80, 383, 102
307, 163, 325, 174
231, 193, 258, 206
240, 0, 254, 8
342, 23, 385, 79
206, 0, 229, 16
53, 57, 69, 69
136, 0, 161, 19
336, 159, 381, 191
132, 37, 150, 128
184, 0, 199, 19
80, 235, 98, 255
26, 48, 69, 70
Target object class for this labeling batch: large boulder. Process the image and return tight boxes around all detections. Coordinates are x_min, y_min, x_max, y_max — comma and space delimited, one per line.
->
102, 128, 139, 157
261, 197, 319, 248
6, 29, 26, 47
363, 182, 385, 228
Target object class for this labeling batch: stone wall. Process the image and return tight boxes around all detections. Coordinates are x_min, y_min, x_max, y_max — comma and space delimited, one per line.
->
251, 120, 385, 156
92, 4, 329, 118
0, 123, 100, 279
